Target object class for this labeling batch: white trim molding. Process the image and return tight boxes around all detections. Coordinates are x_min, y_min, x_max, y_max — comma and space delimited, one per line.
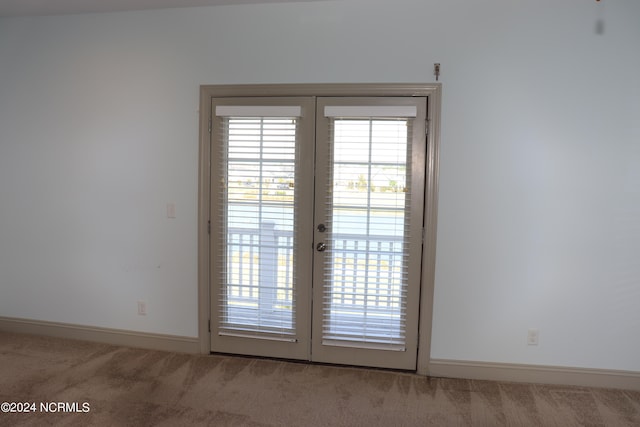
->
0, 316, 200, 354
429, 359, 640, 391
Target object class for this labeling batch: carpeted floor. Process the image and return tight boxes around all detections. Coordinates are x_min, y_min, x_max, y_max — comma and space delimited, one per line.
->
0, 331, 638, 426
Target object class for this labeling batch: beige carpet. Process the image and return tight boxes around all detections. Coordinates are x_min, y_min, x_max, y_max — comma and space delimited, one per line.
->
0, 331, 638, 426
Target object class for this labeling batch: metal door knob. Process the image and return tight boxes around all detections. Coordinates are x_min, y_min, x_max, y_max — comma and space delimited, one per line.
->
316, 242, 327, 252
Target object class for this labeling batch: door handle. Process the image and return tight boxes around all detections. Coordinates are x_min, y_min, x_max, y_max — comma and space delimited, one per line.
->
316, 242, 327, 252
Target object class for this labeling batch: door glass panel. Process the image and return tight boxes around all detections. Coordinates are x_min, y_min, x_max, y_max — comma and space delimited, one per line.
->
220, 116, 297, 339
322, 118, 413, 350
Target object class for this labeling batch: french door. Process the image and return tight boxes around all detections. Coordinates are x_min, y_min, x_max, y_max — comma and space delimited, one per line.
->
209, 95, 427, 370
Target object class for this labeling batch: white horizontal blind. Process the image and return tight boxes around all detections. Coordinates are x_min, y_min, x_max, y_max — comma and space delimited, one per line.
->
322, 114, 413, 351
324, 105, 417, 118
216, 105, 302, 117
217, 113, 298, 341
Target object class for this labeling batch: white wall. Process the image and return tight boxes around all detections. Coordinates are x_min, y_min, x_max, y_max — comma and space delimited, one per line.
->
0, 0, 638, 371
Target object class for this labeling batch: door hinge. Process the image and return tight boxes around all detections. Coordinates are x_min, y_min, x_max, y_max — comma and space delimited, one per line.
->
426, 119, 429, 136
208, 319, 211, 333
422, 227, 425, 244
207, 220, 211, 234
208, 117, 212, 134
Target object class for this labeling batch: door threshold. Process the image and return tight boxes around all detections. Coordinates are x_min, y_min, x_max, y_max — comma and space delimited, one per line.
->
209, 351, 417, 375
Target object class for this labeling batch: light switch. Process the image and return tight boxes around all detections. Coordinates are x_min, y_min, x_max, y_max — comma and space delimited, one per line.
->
167, 203, 176, 219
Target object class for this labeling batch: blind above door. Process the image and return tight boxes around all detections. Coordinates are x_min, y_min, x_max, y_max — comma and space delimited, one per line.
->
218, 115, 298, 340
320, 116, 414, 351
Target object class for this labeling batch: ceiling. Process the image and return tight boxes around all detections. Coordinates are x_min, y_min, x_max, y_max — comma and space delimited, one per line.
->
0, 0, 322, 17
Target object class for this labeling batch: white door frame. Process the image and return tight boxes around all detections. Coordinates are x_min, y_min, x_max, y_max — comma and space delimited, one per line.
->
197, 83, 441, 375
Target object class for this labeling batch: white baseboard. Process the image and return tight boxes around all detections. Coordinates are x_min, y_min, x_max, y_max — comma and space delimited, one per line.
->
429, 358, 640, 391
2, 316, 638, 391
0, 316, 200, 354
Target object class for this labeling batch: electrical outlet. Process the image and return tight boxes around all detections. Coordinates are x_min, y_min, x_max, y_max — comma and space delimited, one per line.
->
137, 301, 147, 316
527, 329, 539, 346
167, 203, 176, 219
